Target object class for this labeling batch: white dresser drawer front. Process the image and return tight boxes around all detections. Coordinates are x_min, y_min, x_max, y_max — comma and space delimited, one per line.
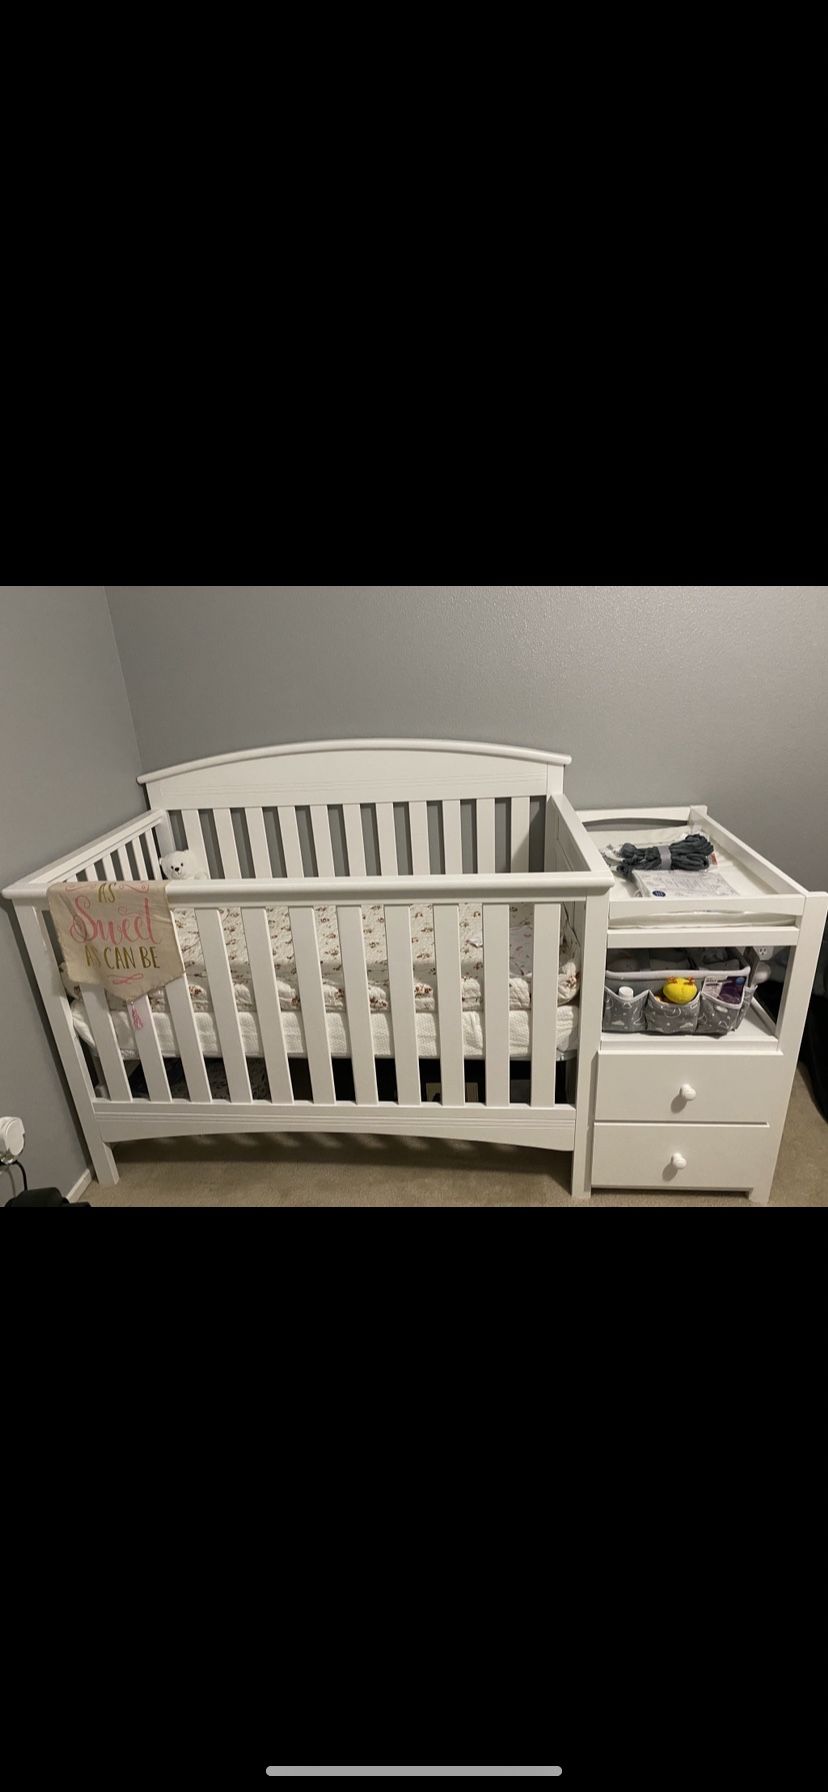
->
592, 1122, 769, 1191
595, 1052, 783, 1124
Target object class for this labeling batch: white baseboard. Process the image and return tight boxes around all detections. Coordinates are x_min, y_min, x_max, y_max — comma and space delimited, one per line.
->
66, 1168, 92, 1204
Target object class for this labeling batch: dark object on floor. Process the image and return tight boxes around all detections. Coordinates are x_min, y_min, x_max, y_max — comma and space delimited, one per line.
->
5, 1186, 91, 1207
802, 995, 828, 1122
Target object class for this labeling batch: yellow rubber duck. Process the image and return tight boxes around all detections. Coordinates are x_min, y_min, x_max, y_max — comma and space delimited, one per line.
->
661, 977, 698, 1005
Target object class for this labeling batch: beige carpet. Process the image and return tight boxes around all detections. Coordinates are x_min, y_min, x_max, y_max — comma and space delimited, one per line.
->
85, 1065, 827, 1207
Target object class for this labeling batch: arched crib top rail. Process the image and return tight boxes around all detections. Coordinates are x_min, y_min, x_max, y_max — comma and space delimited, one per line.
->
138, 739, 571, 786
138, 740, 572, 810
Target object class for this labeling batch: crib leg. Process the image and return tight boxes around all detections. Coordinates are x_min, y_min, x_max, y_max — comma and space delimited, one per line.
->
570, 1154, 592, 1201
748, 1173, 773, 1206
86, 1131, 120, 1189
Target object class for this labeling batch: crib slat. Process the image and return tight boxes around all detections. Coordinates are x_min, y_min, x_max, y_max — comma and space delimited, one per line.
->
434, 904, 465, 1106
289, 907, 337, 1103
214, 808, 241, 878
141, 828, 162, 880
511, 795, 531, 872
181, 810, 208, 871
196, 909, 252, 1102
483, 903, 510, 1106
310, 805, 336, 877
343, 804, 366, 877
385, 905, 420, 1105
165, 976, 213, 1103
245, 807, 272, 878
408, 801, 431, 874
101, 853, 117, 882
531, 902, 560, 1108
442, 800, 463, 873
129, 996, 171, 1101
243, 907, 293, 1103
81, 988, 133, 1101
376, 804, 398, 875
84, 862, 101, 882
111, 848, 127, 881
278, 806, 304, 879
476, 799, 496, 873
338, 904, 378, 1104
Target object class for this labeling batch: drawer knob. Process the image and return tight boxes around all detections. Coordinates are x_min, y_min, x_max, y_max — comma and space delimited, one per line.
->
670, 1152, 688, 1170
679, 1084, 697, 1101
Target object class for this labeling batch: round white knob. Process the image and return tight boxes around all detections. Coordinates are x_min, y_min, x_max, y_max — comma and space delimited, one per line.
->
679, 1084, 697, 1101
670, 1152, 687, 1170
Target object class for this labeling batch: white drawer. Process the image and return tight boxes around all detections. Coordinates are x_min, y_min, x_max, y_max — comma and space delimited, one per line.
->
595, 1051, 784, 1124
592, 1122, 769, 1191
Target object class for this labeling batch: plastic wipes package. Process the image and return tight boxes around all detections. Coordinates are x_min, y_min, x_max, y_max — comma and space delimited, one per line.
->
630, 868, 739, 899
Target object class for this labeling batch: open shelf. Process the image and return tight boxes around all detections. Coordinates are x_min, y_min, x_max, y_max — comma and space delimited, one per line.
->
601, 999, 779, 1051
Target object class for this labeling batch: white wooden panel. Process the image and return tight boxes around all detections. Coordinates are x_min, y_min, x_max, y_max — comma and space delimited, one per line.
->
483, 903, 510, 1107
196, 909, 252, 1102
476, 799, 496, 873
101, 1099, 576, 1152
531, 903, 560, 1108
289, 907, 337, 1103
409, 801, 431, 875
442, 800, 463, 873
165, 976, 212, 1103
385, 905, 420, 1104
592, 1121, 769, 1191
81, 987, 133, 1101
129, 996, 171, 1102
596, 1051, 785, 1125
343, 804, 366, 877
141, 828, 162, 880
376, 804, 398, 875
242, 907, 293, 1103
338, 904, 378, 1104
278, 806, 304, 879
310, 805, 336, 877
245, 807, 272, 878
511, 795, 531, 872
181, 810, 208, 871
214, 808, 241, 878
433, 905, 465, 1106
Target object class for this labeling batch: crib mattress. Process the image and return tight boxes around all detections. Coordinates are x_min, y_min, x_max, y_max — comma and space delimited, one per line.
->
66, 899, 580, 1063
71, 994, 579, 1062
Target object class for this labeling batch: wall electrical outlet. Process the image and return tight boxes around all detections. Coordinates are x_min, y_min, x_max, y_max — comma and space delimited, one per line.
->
0, 1116, 25, 1159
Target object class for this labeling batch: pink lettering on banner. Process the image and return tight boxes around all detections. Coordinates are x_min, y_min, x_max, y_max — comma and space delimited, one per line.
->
68, 889, 158, 948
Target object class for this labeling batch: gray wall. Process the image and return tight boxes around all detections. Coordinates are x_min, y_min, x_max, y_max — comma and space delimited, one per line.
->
0, 589, 142, 1197
108, 586, 828, 890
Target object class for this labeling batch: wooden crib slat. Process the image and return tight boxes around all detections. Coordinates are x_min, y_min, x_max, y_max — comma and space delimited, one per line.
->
310, 805, 336, 877
181, 810, 207, 870
242, 907, 293, 1104
476, 799, 496, 873
245, 807, 272, 878
442, 801, 463, 873
483, 902, 510, 1107
84, 861, 101, 882
409, 801, 431, 875
511, 795, 531, 872
129, 996, 171, 1102
343, 804, 366, 877
376, 804, 398, 875
289, 907, 337, 1103
385, 905, 420, 1105
101, 853, 117, 882
111, 848, 127, 880
141, 829, 162, 880
531, 902, 560, 1108
434, 904, 465, 1106
165, 976, 213, 1103
338, 904, 378, 1104
278, 806, 304, 879
81, 988, 133, 1101
214, 808, 241, 878
196, 909, 252, 1102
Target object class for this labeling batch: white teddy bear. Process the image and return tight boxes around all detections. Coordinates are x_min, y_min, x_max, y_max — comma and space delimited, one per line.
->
160, 850, 208, 881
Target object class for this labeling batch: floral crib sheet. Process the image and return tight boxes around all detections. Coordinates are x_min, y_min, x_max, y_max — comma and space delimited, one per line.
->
63, 901, 581, 1020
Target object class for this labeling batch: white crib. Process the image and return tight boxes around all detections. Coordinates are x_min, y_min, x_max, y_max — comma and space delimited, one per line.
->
3, 741, 613, 1196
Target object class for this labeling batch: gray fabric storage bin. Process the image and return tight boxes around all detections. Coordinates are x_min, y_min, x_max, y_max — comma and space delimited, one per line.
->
645, 990, 700, 1035
697, 984, 753, 1036
603, 986, 649, 1032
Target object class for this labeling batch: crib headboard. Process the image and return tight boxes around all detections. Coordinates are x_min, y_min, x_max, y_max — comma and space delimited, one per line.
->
139, 739, 570, 810
138, 740, 572, 878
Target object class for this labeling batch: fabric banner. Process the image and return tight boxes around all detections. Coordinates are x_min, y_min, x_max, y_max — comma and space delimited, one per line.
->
48, 880, 185, 1000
